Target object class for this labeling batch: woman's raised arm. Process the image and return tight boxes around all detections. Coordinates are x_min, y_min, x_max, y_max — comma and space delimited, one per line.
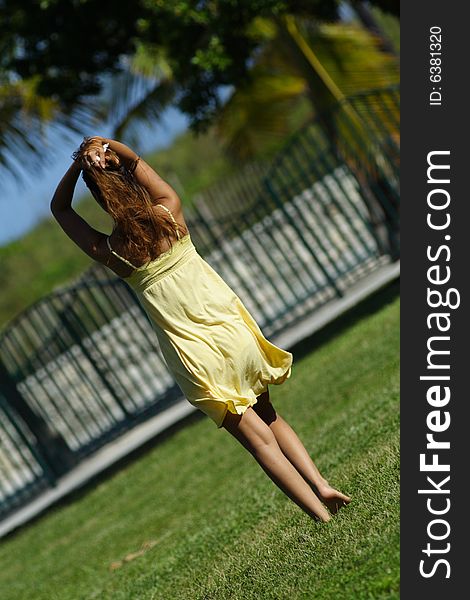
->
50, 158, 108, 264
102, 137, 179, 204
50, 159, 82, 214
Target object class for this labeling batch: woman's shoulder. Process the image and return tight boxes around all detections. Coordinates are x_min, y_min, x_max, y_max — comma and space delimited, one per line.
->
153, 197, 189, 237
152, 195, 182, 217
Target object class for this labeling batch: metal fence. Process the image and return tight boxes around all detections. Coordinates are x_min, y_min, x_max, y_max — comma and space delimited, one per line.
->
0, 85, 400, 521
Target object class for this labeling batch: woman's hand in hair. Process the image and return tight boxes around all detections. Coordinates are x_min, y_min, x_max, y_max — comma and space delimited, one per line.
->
83, 139, 107, 169
102, 138, 140, 171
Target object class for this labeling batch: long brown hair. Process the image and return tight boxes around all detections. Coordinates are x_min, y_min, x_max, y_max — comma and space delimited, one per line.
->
72, 137, 181, 265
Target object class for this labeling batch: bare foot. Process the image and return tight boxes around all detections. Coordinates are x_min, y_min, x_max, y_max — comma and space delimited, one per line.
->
313, 481, 351, 515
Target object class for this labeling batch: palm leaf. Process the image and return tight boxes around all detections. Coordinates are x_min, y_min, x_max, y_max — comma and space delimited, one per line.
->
0, 77, 99, 186
100, 45, 177, 148
300, 20, 399, 95
215, 16, 398, 161
215, 72, 308, 161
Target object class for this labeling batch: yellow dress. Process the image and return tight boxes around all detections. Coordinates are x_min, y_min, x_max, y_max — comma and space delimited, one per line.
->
106, 204, 293, 428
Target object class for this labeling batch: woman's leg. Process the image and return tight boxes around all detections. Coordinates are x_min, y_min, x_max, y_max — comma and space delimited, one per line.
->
253, 390, 351, 514
222, 406, 331, 522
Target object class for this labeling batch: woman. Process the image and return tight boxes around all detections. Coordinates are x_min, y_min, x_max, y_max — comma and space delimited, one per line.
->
51, 136, 351, 522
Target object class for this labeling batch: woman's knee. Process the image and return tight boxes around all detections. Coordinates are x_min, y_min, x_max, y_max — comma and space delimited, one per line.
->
222, 406, 277, 452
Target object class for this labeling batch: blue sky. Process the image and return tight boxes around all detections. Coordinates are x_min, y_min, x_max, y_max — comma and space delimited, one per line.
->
0, 106, 190, 246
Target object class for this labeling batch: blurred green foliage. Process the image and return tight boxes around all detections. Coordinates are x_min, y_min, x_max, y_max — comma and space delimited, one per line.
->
370, 4, 400, 53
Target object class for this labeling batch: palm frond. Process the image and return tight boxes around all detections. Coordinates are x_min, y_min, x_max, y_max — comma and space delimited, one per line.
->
215, 17, 398, 161
215, 72, 308, 161
300, 20, 399, 95
100, 46, 177, 147
0, 77, 102, 186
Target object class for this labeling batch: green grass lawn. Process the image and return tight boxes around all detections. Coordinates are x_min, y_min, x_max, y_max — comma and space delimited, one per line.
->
0, 290, 399, 600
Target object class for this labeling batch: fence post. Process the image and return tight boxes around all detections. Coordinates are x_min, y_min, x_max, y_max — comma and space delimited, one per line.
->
0, 360, 76, 479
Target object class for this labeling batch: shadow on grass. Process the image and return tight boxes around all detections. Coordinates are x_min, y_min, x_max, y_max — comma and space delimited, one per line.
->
3, 279, 399, 540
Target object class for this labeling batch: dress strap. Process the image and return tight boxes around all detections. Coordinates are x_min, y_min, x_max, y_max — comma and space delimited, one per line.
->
106, 237, 139, 271
156, 203, 181, 240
